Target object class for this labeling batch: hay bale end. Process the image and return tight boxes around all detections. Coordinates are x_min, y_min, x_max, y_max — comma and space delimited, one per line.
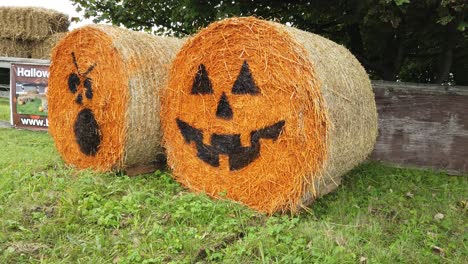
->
161, 17, 378, 214
48, 25, 183, 172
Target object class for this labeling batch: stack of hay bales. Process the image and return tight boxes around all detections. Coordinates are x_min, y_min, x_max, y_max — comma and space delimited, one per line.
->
48, 25, 183, 172
0, 7, 69, 58
31, 32, 68, 59
161, 17, 378, 214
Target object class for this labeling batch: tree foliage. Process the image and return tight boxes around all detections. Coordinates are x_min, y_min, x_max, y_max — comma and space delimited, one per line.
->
71, 0, 468, 85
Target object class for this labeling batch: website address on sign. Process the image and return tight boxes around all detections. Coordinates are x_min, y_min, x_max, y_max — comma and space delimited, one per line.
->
20, 118, 48, 127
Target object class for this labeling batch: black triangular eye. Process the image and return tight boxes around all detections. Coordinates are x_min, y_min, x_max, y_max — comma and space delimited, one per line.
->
68, 73, 80, 93
232, 61, 260, 95
191, 64, 213, 94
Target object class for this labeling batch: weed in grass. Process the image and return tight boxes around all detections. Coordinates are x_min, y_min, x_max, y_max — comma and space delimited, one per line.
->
0, 128, 467, 263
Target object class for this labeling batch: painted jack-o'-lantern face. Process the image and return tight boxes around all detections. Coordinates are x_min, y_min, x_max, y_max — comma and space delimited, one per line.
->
49, 27, 128, 170
176, 61, 285, 171
161, 18, 328, 213
68, 52, 101, 156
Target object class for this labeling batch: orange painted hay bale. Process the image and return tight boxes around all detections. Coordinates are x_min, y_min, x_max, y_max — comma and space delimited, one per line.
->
48, 25, 183, 171
161, 17, 377, 214
0, 7, 69, 41
31, 32, 67, 59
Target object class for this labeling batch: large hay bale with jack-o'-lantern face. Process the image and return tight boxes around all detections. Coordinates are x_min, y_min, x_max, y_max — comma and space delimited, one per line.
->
161, 17, 378, 214
48, 25, 183, 172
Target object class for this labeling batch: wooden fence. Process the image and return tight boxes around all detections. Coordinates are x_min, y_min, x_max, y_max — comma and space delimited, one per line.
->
370, 81, 468, 175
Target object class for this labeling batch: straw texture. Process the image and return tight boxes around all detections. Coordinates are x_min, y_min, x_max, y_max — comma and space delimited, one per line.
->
49, 25, 183, 171
279, 25, 378, 207
31, 32, 67, 59
0, 7, 69, 41
0, 38, 33, 58
161, 17, 377, 214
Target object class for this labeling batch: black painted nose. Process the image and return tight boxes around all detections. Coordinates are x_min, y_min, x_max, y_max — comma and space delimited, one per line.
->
216, 92, 233, 120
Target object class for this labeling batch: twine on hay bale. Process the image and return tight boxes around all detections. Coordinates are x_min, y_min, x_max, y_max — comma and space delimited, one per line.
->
0, 7, 69, 41
161, 17, 378, 214
0, 38, 33, 58
31, 32, 67, 59
48, 25, 183, 172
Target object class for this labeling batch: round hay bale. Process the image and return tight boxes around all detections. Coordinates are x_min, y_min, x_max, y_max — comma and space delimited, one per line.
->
48, 25, 183, 171
0, 38, 33, 58
161, 17, 378, 214
31, 32, 67, 59
0, 7, 69, 41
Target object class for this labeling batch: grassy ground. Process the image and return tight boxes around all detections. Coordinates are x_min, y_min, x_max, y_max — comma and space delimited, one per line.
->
0, 128, 466, 263
16, 98, 46, 116
0, 97, 9, 121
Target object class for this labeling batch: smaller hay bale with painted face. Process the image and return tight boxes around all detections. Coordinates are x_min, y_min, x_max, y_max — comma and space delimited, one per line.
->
48, 25, 183, 171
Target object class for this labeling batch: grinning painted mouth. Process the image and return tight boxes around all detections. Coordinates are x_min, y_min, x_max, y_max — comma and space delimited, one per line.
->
176, 118, 285, 171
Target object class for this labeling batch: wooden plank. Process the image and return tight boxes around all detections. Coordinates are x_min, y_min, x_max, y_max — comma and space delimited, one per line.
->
0, 56, 49, 68
372, 80, 468, 96
371, 81, 468, 175
124, 154, 167, 177
125, 164, 159, 177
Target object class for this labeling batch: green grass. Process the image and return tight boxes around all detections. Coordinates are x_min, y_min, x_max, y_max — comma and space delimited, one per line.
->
0, 97, 9, 121
0, 128, 466, 263
16, 98, 46, 116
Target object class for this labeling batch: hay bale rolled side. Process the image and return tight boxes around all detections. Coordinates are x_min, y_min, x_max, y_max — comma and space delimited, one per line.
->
0, 38, 33, 58
0, 7, 69, 41
161, 17, 377, 213
49, 25, 183, 172
278, 25, 378, 205
31, 32, 67, 59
